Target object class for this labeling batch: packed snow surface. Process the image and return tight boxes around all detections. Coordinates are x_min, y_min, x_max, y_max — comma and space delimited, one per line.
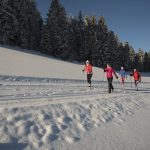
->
0, 45, 150, 150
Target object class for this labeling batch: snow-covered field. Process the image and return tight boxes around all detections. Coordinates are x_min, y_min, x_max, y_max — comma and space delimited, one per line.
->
0, 45, 150, 150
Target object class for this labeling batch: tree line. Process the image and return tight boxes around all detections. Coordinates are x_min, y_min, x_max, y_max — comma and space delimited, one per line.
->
0, 0, 150, 71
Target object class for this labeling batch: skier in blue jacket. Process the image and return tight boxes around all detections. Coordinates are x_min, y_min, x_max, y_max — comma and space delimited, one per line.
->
119, 67, 127, 88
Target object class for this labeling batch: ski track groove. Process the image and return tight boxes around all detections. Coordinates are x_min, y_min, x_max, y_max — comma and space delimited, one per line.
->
0, 93, 129, 108
0, 89, 149, 109
0, 76, 150, 108
0, 89, 124, 108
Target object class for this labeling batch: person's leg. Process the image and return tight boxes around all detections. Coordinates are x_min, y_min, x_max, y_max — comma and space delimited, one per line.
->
89, 74, 92, 86
110, 77, 114, 91
87, 74, 91, 87
122, 77, 125, 88
87, 74, 89, 84
135, 80, 139, 91
135, 80, 137, 87
107, 78, 112, 93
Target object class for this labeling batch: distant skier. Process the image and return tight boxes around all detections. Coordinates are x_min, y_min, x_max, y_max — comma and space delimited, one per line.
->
119, 67, 127, 88
130, 69, 141, 91
104, 64, 118, 93
82, 60, 93, 87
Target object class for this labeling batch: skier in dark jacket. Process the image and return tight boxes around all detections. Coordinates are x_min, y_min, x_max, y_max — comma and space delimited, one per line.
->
130, 69, 141, 91
104, 64, 118, 93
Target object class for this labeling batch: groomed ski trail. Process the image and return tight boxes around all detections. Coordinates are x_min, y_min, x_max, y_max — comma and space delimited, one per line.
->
0, 75, 150, 108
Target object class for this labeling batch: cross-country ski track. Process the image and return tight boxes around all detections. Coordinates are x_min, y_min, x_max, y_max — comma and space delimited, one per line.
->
0, 76, 149, 109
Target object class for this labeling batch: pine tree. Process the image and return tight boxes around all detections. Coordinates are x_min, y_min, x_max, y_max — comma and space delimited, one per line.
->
107, 31, 120, 69
148, 53, 150, 71
134, 53, 140, 70
0, 0, 18, 44
137, 48, 144, 71
128, 46, 136, 70
143, 52, 149, 72
83, 16, 97, 63
118, 42, 124, 67
42, 0, 69, 59
123, 42, 130, 69
27, 0, 43, 50
0, 0, 42, 49
77, 11, 85, 61
67, 14, 84, 61
118, 42, 130, 70
66, 16, 78, 60
15, 0, 42, 49
41, 23, 51, 53
95, 16, 109, 67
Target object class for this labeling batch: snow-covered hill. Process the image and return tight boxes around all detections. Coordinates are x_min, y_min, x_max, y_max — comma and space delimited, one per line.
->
0, 45, 105, 81
0, 45, 150, 150
1, 45, 150, 82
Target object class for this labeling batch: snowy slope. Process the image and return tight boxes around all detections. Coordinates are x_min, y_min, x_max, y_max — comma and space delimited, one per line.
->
0, 45, 105, 81
0, 45, 150, 150
1, 45, 150, 82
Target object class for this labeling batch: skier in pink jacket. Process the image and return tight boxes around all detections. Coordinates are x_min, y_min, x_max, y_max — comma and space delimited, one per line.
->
104, 64, 118, 93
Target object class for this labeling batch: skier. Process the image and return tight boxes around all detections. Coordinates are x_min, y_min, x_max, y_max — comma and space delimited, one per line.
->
82, 60, 93, 87
104, 64, 118, 93
119, 67, 127, 88
130, 69, 141, 91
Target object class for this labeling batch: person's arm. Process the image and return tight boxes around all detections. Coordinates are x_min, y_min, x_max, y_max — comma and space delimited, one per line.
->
104, 68, 107, 72
82, 66, 85, 72
114, 72, 118, 79
130, 72, 134, 76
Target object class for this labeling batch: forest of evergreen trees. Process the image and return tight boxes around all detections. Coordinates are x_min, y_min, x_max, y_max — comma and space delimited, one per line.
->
0, 0, 150, 71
